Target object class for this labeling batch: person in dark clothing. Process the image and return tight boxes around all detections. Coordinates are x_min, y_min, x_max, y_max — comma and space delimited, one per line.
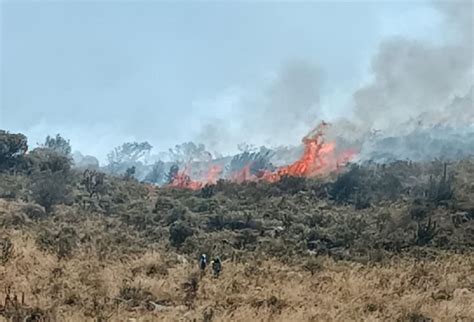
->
211, 256, 222, 278
199, 254, 207, 272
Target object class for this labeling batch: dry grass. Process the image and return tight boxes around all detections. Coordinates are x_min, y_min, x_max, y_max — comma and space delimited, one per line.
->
1, 159, 473, 321
0, 228, 472, 321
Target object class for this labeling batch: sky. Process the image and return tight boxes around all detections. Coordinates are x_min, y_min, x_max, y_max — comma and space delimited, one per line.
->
0, 0, 447, 162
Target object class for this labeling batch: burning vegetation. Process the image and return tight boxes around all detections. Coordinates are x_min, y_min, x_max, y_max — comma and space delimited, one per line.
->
0, 129, 473, 321
166, 122, 356, 190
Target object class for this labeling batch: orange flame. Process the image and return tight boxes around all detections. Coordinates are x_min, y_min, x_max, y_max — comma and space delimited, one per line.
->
168, 121, 356, 190
168, 164, 222, 190
256, 122, 355, 183
231, 164, 253, 184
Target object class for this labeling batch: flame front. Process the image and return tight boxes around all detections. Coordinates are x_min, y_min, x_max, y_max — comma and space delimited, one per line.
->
169, 164, 222, 190
168, 122, 356, 189
261, 122, 354, 182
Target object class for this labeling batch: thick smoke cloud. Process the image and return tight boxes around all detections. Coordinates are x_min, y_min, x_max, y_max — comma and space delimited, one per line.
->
197, 60, 322, 155
256, 60, 321, 136
327, 1, 474, 161
353, 1, 472, 132
198, 2, 472, 163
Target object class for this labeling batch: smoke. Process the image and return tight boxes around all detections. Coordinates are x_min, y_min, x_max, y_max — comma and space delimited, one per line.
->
197, 2, 472, 164
353, 2, 472, 132
197, 60, 322, 155
327, 1, 474, 161
254, 60, 321, 137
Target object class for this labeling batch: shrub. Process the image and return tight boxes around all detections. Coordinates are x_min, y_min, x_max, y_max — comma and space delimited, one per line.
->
42, 134, 71, 156
81, 169, 106, 198
107, 141, 152, 174
302, 257, 323, 276
144, 161, 165, 184
182, 271, 200, 307
124, 166, 136, 180
117, 285, 157, 310
0, 130, 28, 171
25, 148, 72, 174
169, 221, 194, 247
0, 237, 14, 265
30, 170, 73, 212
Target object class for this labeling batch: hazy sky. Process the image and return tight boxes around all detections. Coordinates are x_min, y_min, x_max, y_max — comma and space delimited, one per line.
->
0, 1, 444, 161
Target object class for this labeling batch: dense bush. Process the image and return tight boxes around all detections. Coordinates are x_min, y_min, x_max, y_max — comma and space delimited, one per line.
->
30, 170, 73, 212
0, 130, 28, 171
42, 134, 72, 156
169, 221, 194, 248
25, 148, 72, 174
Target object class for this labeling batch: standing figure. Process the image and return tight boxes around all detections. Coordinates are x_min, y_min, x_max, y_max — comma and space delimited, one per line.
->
211, 256, 222, 278
199, 254, 207, 272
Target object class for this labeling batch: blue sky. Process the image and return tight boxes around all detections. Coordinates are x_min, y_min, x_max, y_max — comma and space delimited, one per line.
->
0, 0, 443, 161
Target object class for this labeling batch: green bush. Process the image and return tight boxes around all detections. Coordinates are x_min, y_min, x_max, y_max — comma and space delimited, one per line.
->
0, 130, 28, 171
30, 170, 73, 212
169, 220, 194, 248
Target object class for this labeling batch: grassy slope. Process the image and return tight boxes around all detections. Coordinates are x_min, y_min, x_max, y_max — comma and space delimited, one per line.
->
1, 199, 473, 321
0, 159, 473, 321
1, 228, 473, 321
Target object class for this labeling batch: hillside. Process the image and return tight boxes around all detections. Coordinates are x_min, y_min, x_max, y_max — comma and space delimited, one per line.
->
0, 150, 473, 321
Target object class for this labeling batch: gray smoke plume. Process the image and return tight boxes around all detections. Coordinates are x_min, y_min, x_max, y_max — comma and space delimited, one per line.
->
197, 2, 472, 164
331, 1, 473, 162
355, 2, 472, 130
197, 60, 322, 156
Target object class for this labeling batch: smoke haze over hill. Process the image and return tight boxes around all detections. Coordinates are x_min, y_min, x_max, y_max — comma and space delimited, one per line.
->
1, 1, 472, 164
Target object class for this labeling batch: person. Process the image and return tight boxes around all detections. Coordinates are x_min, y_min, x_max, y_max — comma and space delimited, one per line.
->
211, 256, 222, 278
199, 254, 207, 272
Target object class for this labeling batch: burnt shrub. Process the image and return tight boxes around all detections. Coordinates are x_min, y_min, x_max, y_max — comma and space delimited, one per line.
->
276, 175, 308, 194
330, 165, 365, 204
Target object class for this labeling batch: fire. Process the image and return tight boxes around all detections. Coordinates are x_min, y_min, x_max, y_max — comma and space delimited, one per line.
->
206, 165, 222, 184
168, 164, 222, 190
231, 164, 252, 183
168, 121, 356, 189
261, 122, 352, 182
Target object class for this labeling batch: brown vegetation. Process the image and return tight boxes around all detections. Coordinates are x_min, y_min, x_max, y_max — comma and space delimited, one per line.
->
0, 130, 473, 320
0, 228, 472, 321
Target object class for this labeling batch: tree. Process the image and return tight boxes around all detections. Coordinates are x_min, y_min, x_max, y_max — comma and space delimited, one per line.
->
144, 160, 165, 184
107, 141, 152, 173
0, 130, 28, 171
237, 142, 257, 153
166, 164, 179, 184
168, 142, 212, 163
124, 166, 136, 180
43, 134, 71, 156
81, 169, 106, 198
